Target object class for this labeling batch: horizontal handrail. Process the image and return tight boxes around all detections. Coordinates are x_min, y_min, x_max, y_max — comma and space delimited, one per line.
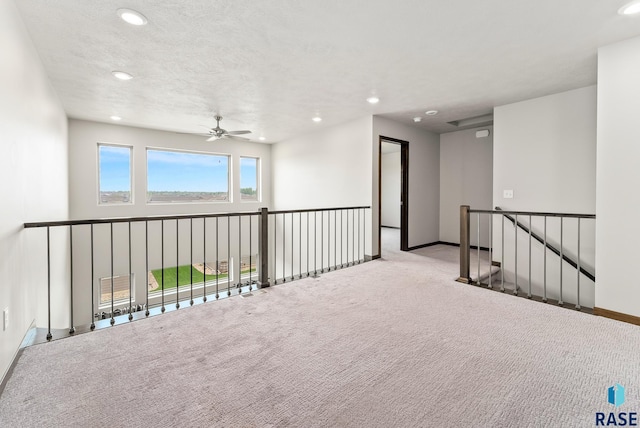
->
470, 208, 595, 219
24, 205, 371, 228
269, 206, 370, 215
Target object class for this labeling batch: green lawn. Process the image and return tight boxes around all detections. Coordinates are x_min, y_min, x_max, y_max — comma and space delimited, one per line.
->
151, 265, 256, 291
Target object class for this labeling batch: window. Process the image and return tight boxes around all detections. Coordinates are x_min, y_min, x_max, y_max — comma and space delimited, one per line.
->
99, 274, 133, 308
240, 157, 259, 201
147, 149, 230, 203
98, 144, 132, 204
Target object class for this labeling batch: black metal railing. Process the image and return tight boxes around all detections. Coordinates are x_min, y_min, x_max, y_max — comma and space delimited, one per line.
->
24, 206, 371, 341
458, 205, 595, 310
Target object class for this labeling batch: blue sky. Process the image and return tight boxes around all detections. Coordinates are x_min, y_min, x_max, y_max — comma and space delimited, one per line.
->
99, 145, 131, 192
147, 150, 229, 192
100, 147, 257, 193
240, 157, 257, 190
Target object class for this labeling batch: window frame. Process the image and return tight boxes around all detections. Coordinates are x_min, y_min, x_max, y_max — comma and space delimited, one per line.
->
97, 142, 133, 205
239, 156, 260, 202
145, 147, 232, 204
98, 273, 135, 310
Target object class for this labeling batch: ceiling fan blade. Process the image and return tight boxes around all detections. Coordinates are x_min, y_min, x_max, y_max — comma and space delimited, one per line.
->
226, 135, 250, 141
206, 135, 219, 142
226, 130, 251, 135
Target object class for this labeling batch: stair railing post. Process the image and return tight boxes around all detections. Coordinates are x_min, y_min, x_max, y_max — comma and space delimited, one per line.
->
458, 205, 471, 283
259, 207, 270, 288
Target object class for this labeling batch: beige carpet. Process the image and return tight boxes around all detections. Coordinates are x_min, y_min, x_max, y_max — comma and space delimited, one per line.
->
1, 233, 639, 427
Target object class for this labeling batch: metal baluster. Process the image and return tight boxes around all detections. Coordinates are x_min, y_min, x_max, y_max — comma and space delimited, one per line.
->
576, 218, 581, 311
46, 227, 52, 341
528, 215, 532, 299
543, 216, 547, 303
488, 214, 492, 289
283, 213, 286, 282
69, 226, 75, 333
227, 216, 231, 297
273, 214, 277, 283
307, 211, 311, 278
477, 213, 480, 285
352, 209, 355, 265
203, 218, 207, 302
250, 215, 253, 290
336, 210, 338, 270
299, 212, 302, 279
321, 211, 324, 273
190, 218, 194, 306
559, 217, 564, 306
341, 210, 344, 268
91, 224, 96, 329
176, 219, 180, 308
291, 212, 294, 281
347, 209, 350, 266
514, 214, 518, 295
145, 221, 150, 316
129, 222, 133, 320
216, 217, 219, 299
313, 211, 318, 277
501, 215, 505, 292
364, 209, 367, 260
111, 222, 116, 324
328, 210, 332, 271
357, 208, 361, 263
239, 215, 243, 293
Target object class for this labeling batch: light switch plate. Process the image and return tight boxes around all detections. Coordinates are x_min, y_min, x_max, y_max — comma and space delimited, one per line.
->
503, 189, 514, 199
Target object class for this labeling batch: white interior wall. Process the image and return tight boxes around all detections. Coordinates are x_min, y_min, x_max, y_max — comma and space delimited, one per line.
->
381, 150, 401, 228
493, 86, 596, 307
0, 0, 69, 383
270, 117, 371, 270
373, 116, 440, 253
439, 126, 493, 246
596, 35, 640, 318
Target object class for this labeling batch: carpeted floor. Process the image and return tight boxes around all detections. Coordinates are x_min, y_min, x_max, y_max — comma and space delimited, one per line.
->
1, 231, 638, 427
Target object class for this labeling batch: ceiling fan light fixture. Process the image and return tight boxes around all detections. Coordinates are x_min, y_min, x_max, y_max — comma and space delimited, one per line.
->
117, 8, 148, 26
425, 110, 439, 116
112, 71, 133, 81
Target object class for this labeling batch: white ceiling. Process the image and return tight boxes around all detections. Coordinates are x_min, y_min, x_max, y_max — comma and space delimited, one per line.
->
14, 0, 640, 142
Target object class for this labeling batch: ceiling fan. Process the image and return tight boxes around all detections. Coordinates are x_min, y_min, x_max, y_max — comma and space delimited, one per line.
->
203, 116, 252, 141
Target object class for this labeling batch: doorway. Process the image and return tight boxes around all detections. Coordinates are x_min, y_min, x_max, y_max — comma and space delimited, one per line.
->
378, 136, 409, 255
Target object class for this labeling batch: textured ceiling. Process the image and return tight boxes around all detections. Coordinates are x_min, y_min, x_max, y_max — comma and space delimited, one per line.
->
14, 0, 640, 141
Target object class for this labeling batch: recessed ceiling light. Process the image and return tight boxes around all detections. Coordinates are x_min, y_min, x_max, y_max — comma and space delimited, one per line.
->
366, 96, 380, 104
110, 116, 122, 121
619, 1, 640, 14
117, 8, 148, 26
112, 71, 133, 80
258, 136, 266, 141
312, 116, 322, 123
413, 117, 422, 123
425, 110, 439, 116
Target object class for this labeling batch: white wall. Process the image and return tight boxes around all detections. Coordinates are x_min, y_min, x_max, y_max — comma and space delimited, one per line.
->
373, 116, 440, 252
493, 86, 596, 306
596, 36, 640, 318
0, 0, 68, 383
68, 119, 271, 219
269, 117, 371, 270
439, 126, 493, 246
381, 151, 401, 228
